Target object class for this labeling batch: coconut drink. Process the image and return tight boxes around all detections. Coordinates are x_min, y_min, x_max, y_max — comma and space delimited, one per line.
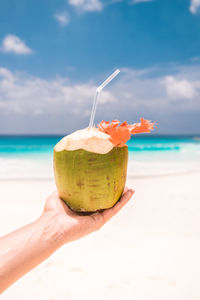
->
54, 127, 128, 212
54, 118, 154, 212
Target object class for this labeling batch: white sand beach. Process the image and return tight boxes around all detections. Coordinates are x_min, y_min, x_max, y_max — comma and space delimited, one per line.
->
1, 171, 200, 300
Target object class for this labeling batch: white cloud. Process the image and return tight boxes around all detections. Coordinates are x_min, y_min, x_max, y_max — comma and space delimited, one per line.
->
54, 11, 70, 26
190, 0, 200, 13
163, 76, 196, 99
191, 56, 200, 62
68, 0, 102, 12
131, 0, 153, 4
0, 65, 200, 134
104, 66, 200, 124
1, 35, 33, 55
0, 67, 116, 132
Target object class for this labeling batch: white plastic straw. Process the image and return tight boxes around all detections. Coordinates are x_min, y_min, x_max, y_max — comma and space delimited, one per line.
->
89, 69, 120, 128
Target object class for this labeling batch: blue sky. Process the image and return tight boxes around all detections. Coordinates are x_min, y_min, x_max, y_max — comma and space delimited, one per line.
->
0, 0, 200, 134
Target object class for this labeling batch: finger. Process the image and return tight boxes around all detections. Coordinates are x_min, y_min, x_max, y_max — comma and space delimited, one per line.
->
90, 189, 135, 228
44, 190, 59, 210
123, 186, 128, 193
48, 190, 59, 199
101, 189, 135, 222
45, 190, 74, 215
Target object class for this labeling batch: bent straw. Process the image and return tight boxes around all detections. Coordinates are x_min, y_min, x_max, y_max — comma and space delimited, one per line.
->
88, 69, 120, 128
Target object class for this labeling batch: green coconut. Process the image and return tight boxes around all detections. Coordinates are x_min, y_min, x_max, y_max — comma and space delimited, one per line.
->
53, 128, 128, 212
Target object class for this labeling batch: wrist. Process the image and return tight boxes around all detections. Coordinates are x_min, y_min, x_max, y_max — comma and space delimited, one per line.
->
37, 212, 66, 250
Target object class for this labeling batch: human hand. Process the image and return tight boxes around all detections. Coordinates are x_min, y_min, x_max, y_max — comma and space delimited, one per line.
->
0, 187, 133, 293
43, 187, 135, 244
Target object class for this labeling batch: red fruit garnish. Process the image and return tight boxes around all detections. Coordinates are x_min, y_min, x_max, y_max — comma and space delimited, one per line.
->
97, 118, 155, 147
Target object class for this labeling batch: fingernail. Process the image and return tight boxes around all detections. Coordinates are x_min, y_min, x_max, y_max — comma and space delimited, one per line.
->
129, 189, 135, 194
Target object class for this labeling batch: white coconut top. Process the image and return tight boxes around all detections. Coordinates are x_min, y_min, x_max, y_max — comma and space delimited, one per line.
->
54, 127, 114, 154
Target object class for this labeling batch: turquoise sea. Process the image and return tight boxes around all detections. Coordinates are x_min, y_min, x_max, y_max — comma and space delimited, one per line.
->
0, 135, 200, 179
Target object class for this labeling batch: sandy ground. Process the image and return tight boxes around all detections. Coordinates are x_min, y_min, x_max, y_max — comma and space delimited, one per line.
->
1, 172, 200, 300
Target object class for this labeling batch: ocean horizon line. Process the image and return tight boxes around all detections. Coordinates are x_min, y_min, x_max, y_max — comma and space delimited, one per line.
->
1, 134, 200, 139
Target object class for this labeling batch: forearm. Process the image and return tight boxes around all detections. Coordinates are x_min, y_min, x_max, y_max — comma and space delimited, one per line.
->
0, 213, 64, 294
0, 188, 133, 294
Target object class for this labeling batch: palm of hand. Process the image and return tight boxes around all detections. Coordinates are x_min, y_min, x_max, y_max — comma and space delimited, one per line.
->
43, 187, 134, 243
